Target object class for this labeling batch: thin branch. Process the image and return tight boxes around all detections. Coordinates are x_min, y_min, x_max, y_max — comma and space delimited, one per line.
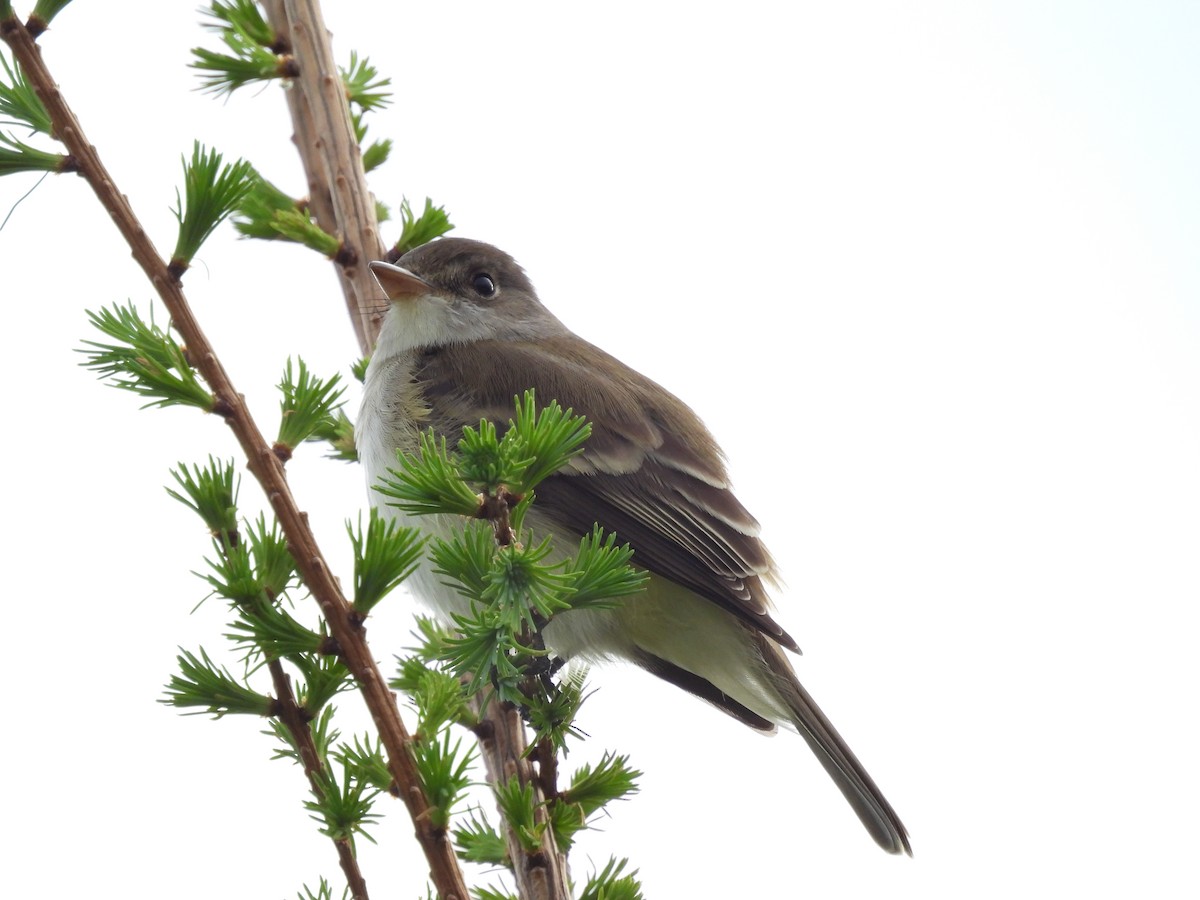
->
259, 0, 387, 350
533, 738, 560, 803
268, 659, 371, 900
0, 21, 469, 900
472, 699, 571, 900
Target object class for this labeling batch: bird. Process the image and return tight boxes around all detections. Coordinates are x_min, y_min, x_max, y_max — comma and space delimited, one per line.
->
356, 237, 910, 855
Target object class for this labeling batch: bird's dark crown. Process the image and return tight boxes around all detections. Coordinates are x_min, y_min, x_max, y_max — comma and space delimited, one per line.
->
397, 237, 537, 300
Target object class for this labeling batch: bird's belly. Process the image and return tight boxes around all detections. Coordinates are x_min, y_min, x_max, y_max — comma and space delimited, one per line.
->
357, 383, 786, 723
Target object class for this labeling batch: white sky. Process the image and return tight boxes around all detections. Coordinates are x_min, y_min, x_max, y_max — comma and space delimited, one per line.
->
3, 2, 1199, 897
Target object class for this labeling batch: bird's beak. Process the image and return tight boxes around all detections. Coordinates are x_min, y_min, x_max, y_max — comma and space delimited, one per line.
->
369, 261, 434, 301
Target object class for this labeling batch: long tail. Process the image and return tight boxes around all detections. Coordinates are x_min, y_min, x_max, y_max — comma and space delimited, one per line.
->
758, 636, 912, 855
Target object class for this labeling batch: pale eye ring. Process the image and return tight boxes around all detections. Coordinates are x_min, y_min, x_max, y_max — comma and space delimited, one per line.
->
471, 273, 496, 297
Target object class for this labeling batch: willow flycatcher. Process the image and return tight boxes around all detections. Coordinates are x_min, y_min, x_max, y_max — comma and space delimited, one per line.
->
358, 238, 910, 854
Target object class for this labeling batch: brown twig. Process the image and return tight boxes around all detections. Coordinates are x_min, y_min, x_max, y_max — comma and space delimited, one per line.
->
533, 737, 560, 803
260, 0, 388, 351
207, 517, 369, 896
267, 659, 371, 900
472, 699, 572, 900
0, 20, 470, 900
477, 486, 522, 547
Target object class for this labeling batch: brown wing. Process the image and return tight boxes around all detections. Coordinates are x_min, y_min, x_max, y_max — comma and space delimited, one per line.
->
415, 336, 799, 652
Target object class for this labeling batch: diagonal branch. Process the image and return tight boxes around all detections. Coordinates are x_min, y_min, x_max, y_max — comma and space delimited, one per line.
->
0, 18, 469, 900
267, 658, 371, 900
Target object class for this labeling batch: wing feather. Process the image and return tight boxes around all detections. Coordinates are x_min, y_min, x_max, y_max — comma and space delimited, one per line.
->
416, 337, 798, 650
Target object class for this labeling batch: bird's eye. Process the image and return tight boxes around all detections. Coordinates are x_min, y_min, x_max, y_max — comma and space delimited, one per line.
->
471, 273, 497, 297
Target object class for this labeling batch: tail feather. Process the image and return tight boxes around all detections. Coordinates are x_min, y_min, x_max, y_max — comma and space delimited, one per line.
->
759, 637, 912, 855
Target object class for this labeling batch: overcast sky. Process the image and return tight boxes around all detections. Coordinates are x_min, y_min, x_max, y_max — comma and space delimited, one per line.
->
3, 2, 1199, 897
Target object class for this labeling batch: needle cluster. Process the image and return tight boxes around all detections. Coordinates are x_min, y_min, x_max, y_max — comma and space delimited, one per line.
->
193, 0, 292, 96
276, 357, 348, 459
80, 304, 215, 411
393, 197, 456, 258
0, 48, 66, 173
170, 141, 254, 274
234, 169, 343, 253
